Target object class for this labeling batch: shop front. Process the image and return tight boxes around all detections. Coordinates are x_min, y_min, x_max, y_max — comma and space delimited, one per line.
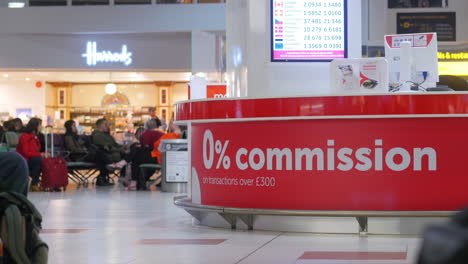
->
0, 32, 193, 132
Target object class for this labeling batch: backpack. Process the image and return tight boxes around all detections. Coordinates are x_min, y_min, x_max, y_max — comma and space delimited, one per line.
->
0, 192, 48, 264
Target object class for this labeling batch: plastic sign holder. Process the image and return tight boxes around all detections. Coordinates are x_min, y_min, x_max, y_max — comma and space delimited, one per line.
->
330, 58, 389, 94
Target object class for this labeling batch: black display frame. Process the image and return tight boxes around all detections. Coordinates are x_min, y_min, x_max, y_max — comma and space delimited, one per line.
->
396, 12, 456, 42
270, 0, 349, 62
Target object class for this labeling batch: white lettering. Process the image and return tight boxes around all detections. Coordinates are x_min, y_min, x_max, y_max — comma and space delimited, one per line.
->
236, 148, 248, 170
414, 148, 437, 171
229, 139, 437, 172
355, 148, 372, 171
386, 148, 411, 171
375, 139, 383, 171
82, 41, 133, 66
249, 148, 265, 171
327, 140, 335, 171
337, 148, 353, 171
295, 148, 324, 170
267, 148, 292, 170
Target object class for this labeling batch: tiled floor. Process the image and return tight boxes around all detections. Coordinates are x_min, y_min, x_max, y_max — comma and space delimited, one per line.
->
29, 186, 423, 264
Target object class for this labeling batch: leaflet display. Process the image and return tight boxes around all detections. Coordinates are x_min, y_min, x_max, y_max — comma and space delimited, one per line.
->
271, 0, 348, 62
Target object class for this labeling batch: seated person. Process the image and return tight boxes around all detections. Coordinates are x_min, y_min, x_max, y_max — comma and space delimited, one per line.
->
1, 120, 20, 149
151, 122, 182, 165
134, 127, 146, 143
0, 152, 29, 196
11, 118, 24, 133
16, 118, 47, 192
125, 119, 165, 190
0, 123, 4, 142
141, 119, 165, 147
64, 120, 95, 162
92, 118, 126, 186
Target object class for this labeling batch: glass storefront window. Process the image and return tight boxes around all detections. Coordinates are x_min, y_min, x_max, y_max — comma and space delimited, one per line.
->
29, 0, 66, 6
115, 0, 151, 4
156, 0, 191, 3
2, 0, 225, 7
155, 0, 224, 3
198, 0, 225, 3
72, 0, 109, 5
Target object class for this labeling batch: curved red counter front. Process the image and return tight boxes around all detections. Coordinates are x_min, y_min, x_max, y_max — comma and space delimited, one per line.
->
175, 93, 468, 212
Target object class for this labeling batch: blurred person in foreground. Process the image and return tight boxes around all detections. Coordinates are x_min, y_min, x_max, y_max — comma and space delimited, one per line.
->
0, 152, 29, 196
418, 209, 468, 264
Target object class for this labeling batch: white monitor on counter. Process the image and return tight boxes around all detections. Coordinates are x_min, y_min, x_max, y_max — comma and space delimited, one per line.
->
385, 33, 439, 91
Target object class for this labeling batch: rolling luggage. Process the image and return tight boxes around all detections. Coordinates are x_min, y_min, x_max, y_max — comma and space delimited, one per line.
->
41, 130, 68, 191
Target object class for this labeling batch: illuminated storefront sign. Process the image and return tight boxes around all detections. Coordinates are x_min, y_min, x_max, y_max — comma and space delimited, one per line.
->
82, 41, 133, 66
438, 52, 468, 61
438, 50, 468, 76
439, 62, 468, 76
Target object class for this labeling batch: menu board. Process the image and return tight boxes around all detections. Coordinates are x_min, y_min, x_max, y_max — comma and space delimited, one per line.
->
389, 0, 448, 8
271, 0, 348, 62
397, 12, 456, 41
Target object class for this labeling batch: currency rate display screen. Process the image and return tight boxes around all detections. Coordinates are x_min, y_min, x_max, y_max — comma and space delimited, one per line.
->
271, 0, 348, 62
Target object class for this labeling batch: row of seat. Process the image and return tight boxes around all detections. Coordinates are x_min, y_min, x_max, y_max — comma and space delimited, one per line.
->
1, 132, 162, 186
48, 134, 162, 186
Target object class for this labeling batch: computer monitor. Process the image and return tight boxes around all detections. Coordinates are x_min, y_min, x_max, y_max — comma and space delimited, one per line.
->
385, 33, 439, 91
271, 0, 348, 62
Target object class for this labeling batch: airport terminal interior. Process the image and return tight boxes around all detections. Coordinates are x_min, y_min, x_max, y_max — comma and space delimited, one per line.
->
0, 0, 468, 263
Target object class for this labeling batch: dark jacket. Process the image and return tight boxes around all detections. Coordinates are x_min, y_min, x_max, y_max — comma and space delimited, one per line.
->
64, 134, 86, 154
64, 134, 93, 161
92, 130, 123, 162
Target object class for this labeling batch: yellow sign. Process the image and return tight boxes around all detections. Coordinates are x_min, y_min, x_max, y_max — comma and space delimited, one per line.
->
438, 52, 468, 60
439, 62, 468, 76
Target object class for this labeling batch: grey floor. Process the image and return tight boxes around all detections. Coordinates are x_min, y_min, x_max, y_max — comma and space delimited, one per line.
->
29, 186, 422, 264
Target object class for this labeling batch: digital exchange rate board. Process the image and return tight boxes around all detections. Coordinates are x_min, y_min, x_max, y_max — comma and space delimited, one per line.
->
271, 0, 348, 62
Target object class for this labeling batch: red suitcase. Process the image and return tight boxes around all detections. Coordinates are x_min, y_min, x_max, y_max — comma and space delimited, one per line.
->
41, 131, 68, 190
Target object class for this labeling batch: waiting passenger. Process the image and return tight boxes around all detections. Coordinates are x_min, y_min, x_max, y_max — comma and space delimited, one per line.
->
0, 123, 4, 142
1, 120, 20, 149
11, 118, 24, 133
151, 122, 182, 165
16, 118, 47, 192
134, 127, 146, 143
92, 118, 126, 186
125, 119, 164, 190
141, 119, 164, 147
64, 120, 95, 162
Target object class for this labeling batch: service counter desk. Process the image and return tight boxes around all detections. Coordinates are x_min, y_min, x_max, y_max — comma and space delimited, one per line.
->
173, 92, 468, 234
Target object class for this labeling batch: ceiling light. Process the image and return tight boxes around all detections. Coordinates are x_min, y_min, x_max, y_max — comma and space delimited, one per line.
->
8, 2, 25, 8
25, 77, 30, 81
3, 74, 9, 78
195, 72, 207, 78
105, 83, 117, 95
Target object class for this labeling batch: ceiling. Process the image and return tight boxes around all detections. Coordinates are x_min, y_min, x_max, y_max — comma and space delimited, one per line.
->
0, 71, 192, 83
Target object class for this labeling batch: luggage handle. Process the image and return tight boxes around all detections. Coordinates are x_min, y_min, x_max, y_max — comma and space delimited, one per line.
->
44, 126, 54, 158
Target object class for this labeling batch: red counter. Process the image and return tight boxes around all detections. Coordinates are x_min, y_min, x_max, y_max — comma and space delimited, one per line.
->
175, 93, 468, 212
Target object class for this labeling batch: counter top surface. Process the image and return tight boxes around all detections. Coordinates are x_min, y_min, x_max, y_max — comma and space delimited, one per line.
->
174, 93, 468, 121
